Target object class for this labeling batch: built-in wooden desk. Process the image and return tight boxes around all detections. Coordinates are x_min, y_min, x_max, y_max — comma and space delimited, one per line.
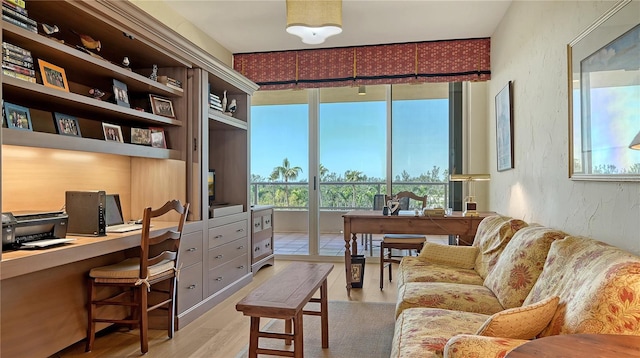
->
342, 211, 492, 292
0, 221, 194, 358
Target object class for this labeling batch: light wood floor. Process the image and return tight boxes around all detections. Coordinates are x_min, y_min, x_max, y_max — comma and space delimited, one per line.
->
52, 260, 400, 358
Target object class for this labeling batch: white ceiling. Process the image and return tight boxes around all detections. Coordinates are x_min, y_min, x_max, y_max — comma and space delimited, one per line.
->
163, 0, 512, 54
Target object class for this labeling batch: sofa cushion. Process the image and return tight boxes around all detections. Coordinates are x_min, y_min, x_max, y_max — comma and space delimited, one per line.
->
418, 242, 479, 269
396, 282, 504, 318
472, 216, 528, 279
483, 226, 566, 308
476, 296, 559, 339
524, 236, 640, 337
397, 257, 484, 287
391, 308, 489, 358
444, 334, 528, 358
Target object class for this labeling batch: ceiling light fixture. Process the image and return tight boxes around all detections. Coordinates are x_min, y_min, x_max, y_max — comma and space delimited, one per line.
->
358, 85, 366, 95
286, 0, 342, 45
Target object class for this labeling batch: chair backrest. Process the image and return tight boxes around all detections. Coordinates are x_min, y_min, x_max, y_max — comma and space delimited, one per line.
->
139, 200, 190, 278
373, 194, 386, 211
386, 191, 427, 210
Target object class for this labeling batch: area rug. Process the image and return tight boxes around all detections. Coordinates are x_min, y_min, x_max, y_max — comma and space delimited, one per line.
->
234, 301, 396, 358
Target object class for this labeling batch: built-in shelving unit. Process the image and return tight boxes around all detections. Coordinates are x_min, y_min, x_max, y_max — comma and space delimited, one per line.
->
0, 1, 258, 356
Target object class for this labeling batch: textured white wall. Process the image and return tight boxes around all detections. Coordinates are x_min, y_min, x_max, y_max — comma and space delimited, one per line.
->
490, 1, 640, 254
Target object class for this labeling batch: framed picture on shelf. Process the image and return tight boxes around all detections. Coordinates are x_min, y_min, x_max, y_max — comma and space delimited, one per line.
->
4, 102, 32, 131
53, 112, 81, 137
38, 59, 69, 92
102, 122, 123, 143
149, 94, 175, 118
112, 79, 131, 108
149, 127, 166, 148
131, 127, 151, 145
495, 81, 514, 172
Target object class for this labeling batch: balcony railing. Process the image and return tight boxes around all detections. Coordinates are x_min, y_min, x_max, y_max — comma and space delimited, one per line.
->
250, 181, 449, 210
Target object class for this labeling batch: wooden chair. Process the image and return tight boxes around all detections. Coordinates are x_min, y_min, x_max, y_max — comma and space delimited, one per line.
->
380, 191, 427, 289
85, 200, 189, 354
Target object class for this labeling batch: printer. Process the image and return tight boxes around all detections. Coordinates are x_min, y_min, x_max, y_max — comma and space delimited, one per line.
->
2, 211, 69, 250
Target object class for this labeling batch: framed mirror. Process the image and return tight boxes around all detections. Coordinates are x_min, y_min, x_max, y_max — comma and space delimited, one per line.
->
568, 0, 640, 181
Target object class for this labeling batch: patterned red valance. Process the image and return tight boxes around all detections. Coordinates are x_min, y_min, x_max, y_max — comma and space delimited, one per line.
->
233, 38, 490, 90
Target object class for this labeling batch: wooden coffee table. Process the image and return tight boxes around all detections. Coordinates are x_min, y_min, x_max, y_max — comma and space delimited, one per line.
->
235, 262, 334, 358
506, 334, 640, 357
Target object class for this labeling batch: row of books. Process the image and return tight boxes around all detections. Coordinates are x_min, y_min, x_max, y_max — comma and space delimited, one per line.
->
2, 41, 36, 83
209, 92, 223, 111
157, 75, 183, 92
2, 0, 37, 33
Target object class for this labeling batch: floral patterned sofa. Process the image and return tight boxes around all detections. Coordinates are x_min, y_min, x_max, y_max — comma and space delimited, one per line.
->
390, 215, 640, 358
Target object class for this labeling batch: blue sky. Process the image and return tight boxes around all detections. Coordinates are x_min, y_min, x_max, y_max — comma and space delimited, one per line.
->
251, 98, 449, 181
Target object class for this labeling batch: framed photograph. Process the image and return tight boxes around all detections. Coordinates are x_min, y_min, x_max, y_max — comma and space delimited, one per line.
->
4, 102, 32, 130
112, 79, 130, 108
149, 94, 175, 118
495, 81, 514, 172
131, 127, 151, 145
102, 122, 123, 143
149, 127, 166, 148
568, 1, 640, 181
38, 59, 69, 92
54, 112, 81, 137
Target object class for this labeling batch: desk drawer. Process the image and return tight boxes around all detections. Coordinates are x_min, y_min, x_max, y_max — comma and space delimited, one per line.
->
180, 231, 203, 268
208, 254, 249, 295
208, 237, 247, 269
261, 213, 272, 230
177, 262, 203, 314
252, 216, 262, 233
209, 219, 247, 248
252, 238, 272, 262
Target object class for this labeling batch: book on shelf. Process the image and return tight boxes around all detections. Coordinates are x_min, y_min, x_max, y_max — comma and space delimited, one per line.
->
3, 0, 25, 10
157, 75, 182, 88
165, 82, 183, 92
2, 4, 36, 27
2, 13, 36, 32
2, 0, 27, 15
3, 68, 35, 82
2, 41, 31, 56
2, 63, 34, 76
2, 54, 34, 69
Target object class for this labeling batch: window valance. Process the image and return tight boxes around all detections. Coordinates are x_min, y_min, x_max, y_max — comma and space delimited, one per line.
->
233, 38, 490, 90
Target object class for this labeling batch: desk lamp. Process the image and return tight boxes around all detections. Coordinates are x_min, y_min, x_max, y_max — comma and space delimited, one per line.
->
449, 174, 490, 217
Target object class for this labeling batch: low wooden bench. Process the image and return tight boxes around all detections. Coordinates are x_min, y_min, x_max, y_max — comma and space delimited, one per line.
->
235, 262, 334, 358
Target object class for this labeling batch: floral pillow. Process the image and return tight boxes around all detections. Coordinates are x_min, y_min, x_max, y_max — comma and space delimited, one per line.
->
476, 296, 559, 339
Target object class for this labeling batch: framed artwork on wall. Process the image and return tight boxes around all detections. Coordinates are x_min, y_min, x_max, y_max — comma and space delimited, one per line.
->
568, 0, 640, 181
495, 81, 514, 172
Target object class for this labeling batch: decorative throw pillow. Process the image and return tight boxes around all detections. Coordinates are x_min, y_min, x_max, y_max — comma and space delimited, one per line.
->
418, 242, 479, 269
475, 296, 559, 339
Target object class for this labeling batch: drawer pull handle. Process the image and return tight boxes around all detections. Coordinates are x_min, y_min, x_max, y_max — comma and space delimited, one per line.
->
265, 219, 270, 224
255, 247, 260, 252
236, 228, 244, 232
187, 247, 197, 252
238, 245, 245, 249
265, 243, 271, 248
238, 265, 245, 269
215, 277, 223, 281
254, 223, 260, 227
187, 284, 197, 290
215, 254, 223, 259
214, 234, 223, 239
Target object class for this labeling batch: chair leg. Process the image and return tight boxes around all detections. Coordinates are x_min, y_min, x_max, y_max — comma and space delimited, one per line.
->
168, 277, 176, 339
140, 286, 149, 354
389, 255, 393, 282
85, 279, 96, 352
380, 244, 385, 290
368, 234, 373, 257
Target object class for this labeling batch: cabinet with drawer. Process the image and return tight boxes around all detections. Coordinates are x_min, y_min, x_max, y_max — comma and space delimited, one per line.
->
207, 212, 250, 295
177, 228, 204, 315
251, 205, 274, 273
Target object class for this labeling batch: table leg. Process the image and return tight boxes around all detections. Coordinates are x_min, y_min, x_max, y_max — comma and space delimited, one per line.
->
249, 316, 260, 358
343, 219, 352, 293
293, 310, 304, 358
285, 319, 292, 345
320, 278, 329, 348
